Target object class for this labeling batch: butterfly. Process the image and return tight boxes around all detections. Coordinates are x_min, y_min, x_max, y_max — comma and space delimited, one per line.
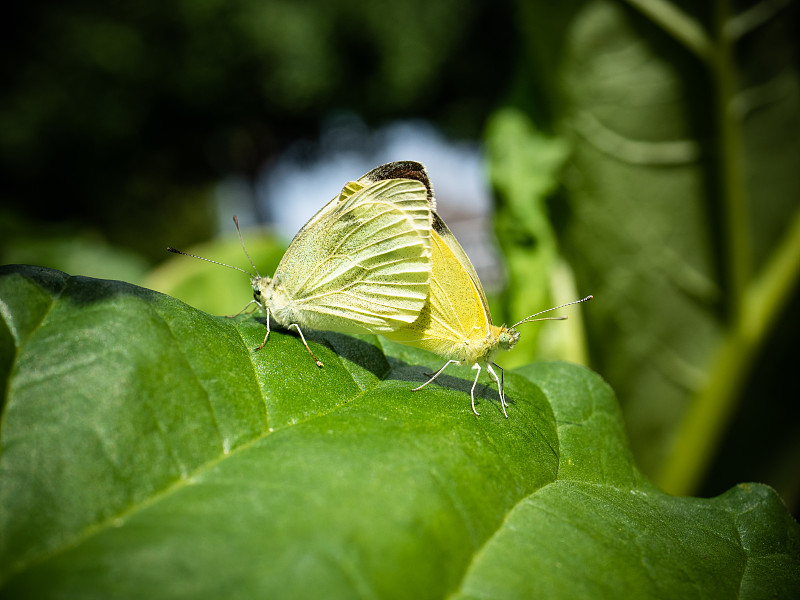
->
353, 162, 592, 418
169, 164, 434, 366
170, 160, 590, 418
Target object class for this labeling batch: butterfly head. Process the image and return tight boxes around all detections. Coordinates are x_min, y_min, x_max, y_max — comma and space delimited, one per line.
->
497, 326, 520, 351
250, 275, 274, 308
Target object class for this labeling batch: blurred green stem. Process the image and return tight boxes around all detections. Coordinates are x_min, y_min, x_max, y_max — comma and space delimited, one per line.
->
623, 0, 713, 62
656, 0, 791, 494
658, 207, 800, 494
714, 0, 752, 313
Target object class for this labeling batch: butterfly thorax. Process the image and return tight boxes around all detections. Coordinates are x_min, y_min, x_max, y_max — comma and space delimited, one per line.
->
436, 324, 518, 366
252, 275, 298, 328
474, 324, 520, 364
251, 275, 285, 322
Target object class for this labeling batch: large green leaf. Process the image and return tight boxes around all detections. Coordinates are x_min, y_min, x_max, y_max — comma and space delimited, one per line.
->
1, 265, 798, 599
488, 0, 800, 496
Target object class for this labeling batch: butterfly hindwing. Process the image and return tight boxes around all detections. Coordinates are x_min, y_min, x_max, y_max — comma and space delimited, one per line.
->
386, 213, 494, 363
272, 177, 433, 333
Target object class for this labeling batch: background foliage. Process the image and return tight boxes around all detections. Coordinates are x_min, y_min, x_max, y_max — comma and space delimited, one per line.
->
1, 0, 798, 556
489, 0, 800, 505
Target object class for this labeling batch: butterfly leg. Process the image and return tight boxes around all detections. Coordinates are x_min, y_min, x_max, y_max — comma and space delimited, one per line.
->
412, 359, 458, 392
288, 323, 324, 368
470, 363, 483, 416
227, 299, 259, 318
255, 308, 271, 351
487, 363, 508, 419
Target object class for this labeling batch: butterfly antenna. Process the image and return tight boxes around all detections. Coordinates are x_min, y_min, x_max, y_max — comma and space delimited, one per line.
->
511, 295, 593, 328
166, 247, 253, 277
232, 215, 261, 278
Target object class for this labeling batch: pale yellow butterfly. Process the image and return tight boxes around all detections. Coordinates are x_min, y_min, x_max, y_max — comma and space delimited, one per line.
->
351, 162, 592, 418
169, 165, 433, 366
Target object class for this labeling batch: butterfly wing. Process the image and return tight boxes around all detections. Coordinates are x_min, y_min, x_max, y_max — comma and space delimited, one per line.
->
358, 161, 487, 310
269, 177, 433, 333
386, 212, 499, 364
357, 161, 436, 209
274, 160, 408, 247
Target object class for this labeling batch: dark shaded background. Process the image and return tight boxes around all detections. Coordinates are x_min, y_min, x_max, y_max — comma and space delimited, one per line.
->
1, 0, 511, 263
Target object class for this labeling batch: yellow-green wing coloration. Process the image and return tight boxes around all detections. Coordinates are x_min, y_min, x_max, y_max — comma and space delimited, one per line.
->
262, 160, 586, 415
385, 212, 518, 417
262, 177, 433, 335
358, 161, 488, 310
347, 161, 516, 415
270, 160, 433, 269
386, 213, 502, 363
355, 161, 586, 418
372, 165, 590, 417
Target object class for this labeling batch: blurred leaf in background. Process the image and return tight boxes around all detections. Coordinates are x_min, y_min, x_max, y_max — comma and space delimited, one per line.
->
0, 209, 149, 283
487, 0, 800, 509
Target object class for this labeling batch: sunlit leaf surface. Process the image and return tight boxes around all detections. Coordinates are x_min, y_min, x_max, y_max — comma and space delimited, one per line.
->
1, 265, 798, 599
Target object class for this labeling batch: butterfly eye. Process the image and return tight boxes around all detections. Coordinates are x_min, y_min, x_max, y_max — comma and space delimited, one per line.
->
253, 289, 262, 298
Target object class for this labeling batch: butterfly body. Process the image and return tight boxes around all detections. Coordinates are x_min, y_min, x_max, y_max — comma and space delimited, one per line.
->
386, 213, 520, 416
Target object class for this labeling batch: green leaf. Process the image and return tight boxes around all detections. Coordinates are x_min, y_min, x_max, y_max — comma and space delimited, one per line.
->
490, 0, 800, 495
1, 265, 798, 599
